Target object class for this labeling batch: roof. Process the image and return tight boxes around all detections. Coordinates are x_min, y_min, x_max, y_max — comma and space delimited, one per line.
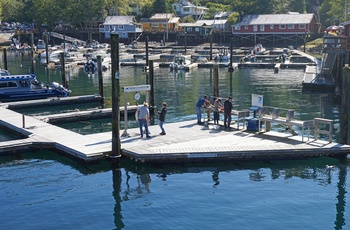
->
151, 13, 175, 20
240, 13, 315, 25
179, 22, 207, 27
169, 17, 181, 23
196, 20, 227, 26
103, 16, 135, 25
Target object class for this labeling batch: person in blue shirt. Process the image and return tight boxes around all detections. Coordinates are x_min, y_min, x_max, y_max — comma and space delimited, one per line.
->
158, 102, 167, 135
195, 95, 208, 124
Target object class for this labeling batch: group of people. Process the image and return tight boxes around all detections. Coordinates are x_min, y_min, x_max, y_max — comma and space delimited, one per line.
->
136, 94, 233, 139
136, 101, 167, 138
196, 95, 233, 129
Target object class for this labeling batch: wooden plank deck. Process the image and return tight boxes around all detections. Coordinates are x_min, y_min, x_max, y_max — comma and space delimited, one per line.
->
1, 107, 350, 163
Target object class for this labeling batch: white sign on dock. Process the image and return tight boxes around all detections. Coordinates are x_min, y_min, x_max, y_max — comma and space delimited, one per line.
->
252, 94, 263, 107
123, 85, 151, 92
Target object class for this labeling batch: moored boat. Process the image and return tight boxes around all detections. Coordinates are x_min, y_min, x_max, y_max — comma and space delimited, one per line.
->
169, 54, 191, 71
0, 74, 70, 102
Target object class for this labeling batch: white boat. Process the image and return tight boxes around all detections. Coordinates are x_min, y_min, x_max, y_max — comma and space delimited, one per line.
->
0, 69, 10, 76
169, 54, 191, 71
253, 44, 267, 55
214, 47, 230, 62
36, 39, 46, 49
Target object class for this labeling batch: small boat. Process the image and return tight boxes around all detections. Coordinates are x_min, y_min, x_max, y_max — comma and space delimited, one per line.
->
36, 39, 46, 49
169, 54, 191, 71
0, 69, 10, 76
214, 47, 230, 62
253, 44, 267, 55
0, 74, 70, 102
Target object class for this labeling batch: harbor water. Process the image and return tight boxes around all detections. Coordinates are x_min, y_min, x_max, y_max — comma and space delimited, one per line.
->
0, 51, 349, 229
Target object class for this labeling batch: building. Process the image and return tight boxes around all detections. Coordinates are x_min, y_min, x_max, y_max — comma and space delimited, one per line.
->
172, 0, 208, 20
140, 13, 181, 32
99, 16, 142, 40
232, 13, 320, 46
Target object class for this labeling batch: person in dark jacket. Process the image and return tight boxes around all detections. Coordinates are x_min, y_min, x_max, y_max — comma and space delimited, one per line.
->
158, 102, 167, 135
223, 96, 233, 129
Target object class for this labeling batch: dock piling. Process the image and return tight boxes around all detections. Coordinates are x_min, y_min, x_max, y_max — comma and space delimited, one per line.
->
3, 48, 8, 70
97, 55, 104, 103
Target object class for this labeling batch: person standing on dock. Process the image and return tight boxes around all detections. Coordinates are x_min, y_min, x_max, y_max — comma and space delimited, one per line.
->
158, 102, 167, 135
223, 96, 233, 129
195, 95, 208, 124
213, 98, 223, 125
138, 102, 151, 138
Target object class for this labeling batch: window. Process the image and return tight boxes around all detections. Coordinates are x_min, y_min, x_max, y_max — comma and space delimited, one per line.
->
279, 24, 286, 29
151, 23, 158, 27
253, 25, 258, 31
183, 8, 190, 12
260, 25, 265, 31
195, 28, 199, 32
245, 25, 248, 29
270, 25, 274, 29
288, 24, 294, 29
118, 25, 124, 30
187, 28, 192, 32
235, 25, 241, 30
299, 24, 306, 29
162, 23, 167, 27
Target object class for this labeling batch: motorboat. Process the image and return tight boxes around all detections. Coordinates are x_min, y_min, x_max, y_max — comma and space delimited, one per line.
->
253, 44, 267, 55
36, 39, 46, 49
214, 47, 230, 62
0, 69, 10, 76
169, 54, 191, 71
84, 53, 111, 73
0, 74, 70, 102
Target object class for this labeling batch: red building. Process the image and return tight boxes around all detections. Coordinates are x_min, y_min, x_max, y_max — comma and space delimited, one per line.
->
232, 13, 321, 46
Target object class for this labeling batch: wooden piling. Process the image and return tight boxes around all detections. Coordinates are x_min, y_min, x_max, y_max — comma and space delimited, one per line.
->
213, 64, 219, 97
97, 55, 104, 104
210, 34, 213, 61
3, 48, 7, 70
228, 38, 233, 72
110, 33, 121, 162
340, 65, 350, 144
30, 32, 35, 74
149, 60, 155, 119
60, 52, 67, 88
145, 36, 149, 67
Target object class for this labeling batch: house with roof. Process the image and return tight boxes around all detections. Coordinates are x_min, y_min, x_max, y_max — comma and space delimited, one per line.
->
172, 0, 208, 20
232, 13, 320, 45
99, 16, 142, 40
213, 12, 231, 20
140, 13, 181, 32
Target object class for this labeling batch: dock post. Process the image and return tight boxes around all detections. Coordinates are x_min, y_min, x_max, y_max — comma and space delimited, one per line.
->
110, 33, 121, 165
210, 34, 213, 61
22, 114, 25, 128
145, 36, 149, 70
213, 64, 219, 97
60, 52, 67, 88
228, 38, 234, 72
3, 48, 8, 70
30, 32, 35, 74
149, 60, 155, 121
97, 55, 104, 104
45, 33, 50, 82
340, 66, 350, 144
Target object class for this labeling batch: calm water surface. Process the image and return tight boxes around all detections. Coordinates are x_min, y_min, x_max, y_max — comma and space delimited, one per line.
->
0, 51, 349, 229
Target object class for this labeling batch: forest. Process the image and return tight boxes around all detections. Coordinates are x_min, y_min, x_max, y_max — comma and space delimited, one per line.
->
0, 0, 348, 30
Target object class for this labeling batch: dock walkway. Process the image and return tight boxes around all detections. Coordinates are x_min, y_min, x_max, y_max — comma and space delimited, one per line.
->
1, 107, 350, 163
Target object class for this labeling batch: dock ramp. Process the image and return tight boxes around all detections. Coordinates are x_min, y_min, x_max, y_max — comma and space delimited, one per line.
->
49, 32, 86, 45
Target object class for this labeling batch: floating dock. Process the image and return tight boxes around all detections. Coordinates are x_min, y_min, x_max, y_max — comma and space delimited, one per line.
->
1, 107, 350, 163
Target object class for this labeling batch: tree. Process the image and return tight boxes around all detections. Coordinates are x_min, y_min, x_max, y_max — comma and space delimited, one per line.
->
232, 0, 274, 16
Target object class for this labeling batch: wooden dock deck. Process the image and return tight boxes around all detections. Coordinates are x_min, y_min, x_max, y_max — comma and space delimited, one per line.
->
1, 107, 350, 163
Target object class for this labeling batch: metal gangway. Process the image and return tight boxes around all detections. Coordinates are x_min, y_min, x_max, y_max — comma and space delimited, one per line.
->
49, 32, 86, 46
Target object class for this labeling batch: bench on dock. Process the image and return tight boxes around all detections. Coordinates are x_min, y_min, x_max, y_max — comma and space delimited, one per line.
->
257, 106, 314, 142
